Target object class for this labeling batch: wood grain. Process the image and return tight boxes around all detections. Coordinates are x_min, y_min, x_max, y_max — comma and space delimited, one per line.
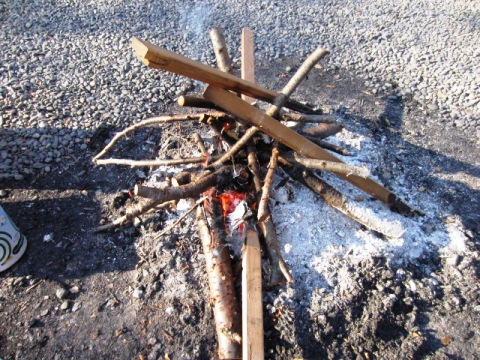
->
132, 37, 320, 114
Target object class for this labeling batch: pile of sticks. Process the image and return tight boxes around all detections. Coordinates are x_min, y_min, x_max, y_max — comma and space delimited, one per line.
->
93, 28, 419, 360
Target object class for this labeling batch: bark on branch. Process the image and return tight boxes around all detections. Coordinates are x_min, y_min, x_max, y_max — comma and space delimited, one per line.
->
196, 204, 242, 359
134, 167, 231, 203
209, 27, 234, 74
94, 156, 216, 168
257, 147, 279, 222
281, 113, 338, 123
281, 153, 370, 178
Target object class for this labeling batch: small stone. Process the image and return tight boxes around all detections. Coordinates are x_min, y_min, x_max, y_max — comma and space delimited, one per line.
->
446, 255, 460, 266
43, 233, 54, 243
71, 302, 81, 312
40, 309, 49, 317
56, 288, 69, 300
133, 286, 144, 299
60, 301, 70, 310
147, 337, 158, 345
0, 190, 7, 197
69, 285, 80, 294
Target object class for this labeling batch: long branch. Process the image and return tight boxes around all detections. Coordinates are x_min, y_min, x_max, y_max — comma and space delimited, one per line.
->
92, 112, 224, 162
94, 156, 215, 168
285, 166, 405, 239
281, 113, 338, 123
281, 153, 370, 178
209, 48, 329, 168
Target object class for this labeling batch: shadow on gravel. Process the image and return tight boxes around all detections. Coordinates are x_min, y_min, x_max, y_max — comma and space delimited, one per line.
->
375, 97, 479, 237
0, 124, 148, 283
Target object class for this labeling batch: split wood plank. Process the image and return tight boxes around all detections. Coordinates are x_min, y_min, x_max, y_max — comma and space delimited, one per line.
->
203, 85, 415, 214
240, 26, 265, 360
241, 28, 256, 105
242, 228, 264, 360
131, 37, 320, 114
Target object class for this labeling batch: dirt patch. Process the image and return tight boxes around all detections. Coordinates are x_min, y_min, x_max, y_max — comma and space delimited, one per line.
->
1, 63, 478, 359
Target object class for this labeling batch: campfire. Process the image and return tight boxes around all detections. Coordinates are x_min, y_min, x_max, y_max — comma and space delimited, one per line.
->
92, 28, 420, 360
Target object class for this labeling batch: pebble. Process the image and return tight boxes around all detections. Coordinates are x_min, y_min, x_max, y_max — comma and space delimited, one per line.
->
71, 302, 82, 312
55, 288, 69, 300
60, 301, 70, 310
132, 286, 145, 299
0, 0, 477, 180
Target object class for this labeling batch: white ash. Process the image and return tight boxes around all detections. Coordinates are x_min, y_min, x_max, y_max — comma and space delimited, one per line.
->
270, 128, 470, 300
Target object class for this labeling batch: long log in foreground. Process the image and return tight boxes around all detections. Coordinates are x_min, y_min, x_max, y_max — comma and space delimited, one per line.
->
203, 85, 416, 216
196, 203, 242, 359
131, 37, 321, 114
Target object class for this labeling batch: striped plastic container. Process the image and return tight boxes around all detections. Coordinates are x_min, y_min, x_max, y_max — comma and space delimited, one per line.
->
0, 205, 27, 272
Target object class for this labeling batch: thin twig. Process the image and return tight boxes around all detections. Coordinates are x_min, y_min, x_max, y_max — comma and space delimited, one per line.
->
94, 156, 217, 168
303, 135, 351, 156
284, 166, 405, 239
93, 112, 224, 162
94, 199, 175, 233
154, 197, 206, 239
193, 133, 208, 156
267, 47, 330, 119
257, 147, 279, 222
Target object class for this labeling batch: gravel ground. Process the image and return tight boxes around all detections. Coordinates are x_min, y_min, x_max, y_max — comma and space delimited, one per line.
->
1, 0, 479, 180
1, 1, 479, 359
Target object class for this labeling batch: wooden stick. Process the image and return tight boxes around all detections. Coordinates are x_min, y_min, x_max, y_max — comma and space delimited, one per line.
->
209, 27, 234, 74
304, 136, 351, 156
135, 167, 230, 202
281, 113, 338, 123
282, 153, 370, 178
266, 47, 330, 119
246, 147, 293, 285
209, 46, 329, 168
154, 197, 205, 238
242, 225, 264, 360
196, 204, 242, 359
94, 156, 215, 168
193, 133, 208, 157
203, 86, 416, 215
93, 112, 222, 162
259, 219, 294, 285
257, 147, 279, 222
132, 37, 321, 114
241, 28, 256, 104
300, 122, 344, 139
177, 95, 221, 110
94, 199, 171, 233
284, 166, 406, 238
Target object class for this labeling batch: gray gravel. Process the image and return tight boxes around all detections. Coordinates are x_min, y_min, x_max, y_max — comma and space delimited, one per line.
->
1, 0, 479, 179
